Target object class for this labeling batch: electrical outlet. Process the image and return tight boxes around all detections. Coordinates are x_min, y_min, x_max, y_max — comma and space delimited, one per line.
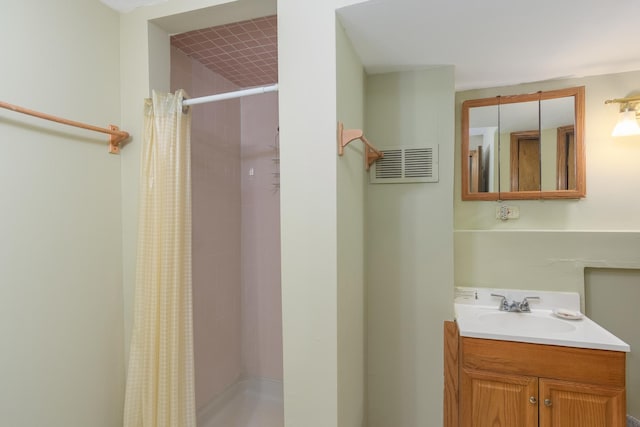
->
496, 205, 520, 220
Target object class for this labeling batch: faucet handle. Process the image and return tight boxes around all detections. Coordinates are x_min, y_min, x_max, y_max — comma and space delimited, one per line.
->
491, 293, 509, 311
519, 296, 540, 312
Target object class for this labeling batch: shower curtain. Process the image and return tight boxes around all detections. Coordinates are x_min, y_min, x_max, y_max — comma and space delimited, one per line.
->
123, 90, 196, 427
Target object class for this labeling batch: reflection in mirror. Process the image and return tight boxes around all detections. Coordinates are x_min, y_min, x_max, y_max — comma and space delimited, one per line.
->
461, 86, 585, 201
468, 105, 498, 193
499, 101, 540, 192
540, 97, 575, 191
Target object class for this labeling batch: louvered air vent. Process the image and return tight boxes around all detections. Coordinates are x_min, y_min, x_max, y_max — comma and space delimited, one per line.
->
370, 145, 439, 184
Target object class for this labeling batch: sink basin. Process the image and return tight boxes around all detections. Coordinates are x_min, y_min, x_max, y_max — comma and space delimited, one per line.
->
476, 312, 576, 334
454, 287, 630, 352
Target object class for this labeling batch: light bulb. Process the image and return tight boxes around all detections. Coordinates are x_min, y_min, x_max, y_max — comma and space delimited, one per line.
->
612, 110, 640, 137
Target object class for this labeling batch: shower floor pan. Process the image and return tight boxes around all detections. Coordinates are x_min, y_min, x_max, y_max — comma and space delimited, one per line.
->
198, 377, 283, 427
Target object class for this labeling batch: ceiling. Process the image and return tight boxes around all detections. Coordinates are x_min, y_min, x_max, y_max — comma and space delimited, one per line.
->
100, 0, 166, 13
101, 0, 640, 92
338, 0, 640, 90
170, 15, 277, 88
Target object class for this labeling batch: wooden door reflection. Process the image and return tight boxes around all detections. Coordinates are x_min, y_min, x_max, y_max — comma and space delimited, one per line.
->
510, 130, 540, 192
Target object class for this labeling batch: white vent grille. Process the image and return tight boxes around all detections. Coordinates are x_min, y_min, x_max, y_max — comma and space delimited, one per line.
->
375, 149, 402, 179
370, 145, 439, 184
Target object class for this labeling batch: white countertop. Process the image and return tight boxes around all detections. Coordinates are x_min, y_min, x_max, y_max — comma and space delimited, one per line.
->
454, 287, 630, 352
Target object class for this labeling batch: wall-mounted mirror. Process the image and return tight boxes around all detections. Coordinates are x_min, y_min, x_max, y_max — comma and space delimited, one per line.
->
461, 86, 585, 200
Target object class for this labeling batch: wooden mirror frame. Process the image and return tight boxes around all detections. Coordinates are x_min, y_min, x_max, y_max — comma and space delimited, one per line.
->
461, 86, 585, 201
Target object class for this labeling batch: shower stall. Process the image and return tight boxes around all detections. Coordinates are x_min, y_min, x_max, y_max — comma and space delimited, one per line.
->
170, 16, 283, 427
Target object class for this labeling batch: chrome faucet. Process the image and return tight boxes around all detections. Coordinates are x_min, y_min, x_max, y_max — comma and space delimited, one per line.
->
491, 293, 540, 312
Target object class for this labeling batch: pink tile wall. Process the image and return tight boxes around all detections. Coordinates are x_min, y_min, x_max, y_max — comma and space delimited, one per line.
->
171, 47, 243, 411
240, 92, 283, 380
171, 46, 283, 410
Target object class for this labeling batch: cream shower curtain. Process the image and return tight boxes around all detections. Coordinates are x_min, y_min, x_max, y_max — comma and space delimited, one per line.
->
123, 90, 196, 427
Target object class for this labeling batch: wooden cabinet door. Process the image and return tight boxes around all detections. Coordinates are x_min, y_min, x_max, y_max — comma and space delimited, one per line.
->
539, 378, 626, 427
461, 369, 538, 427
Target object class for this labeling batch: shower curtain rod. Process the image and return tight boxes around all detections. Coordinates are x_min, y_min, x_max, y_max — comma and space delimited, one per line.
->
0, 100, 129, 154
182, 83, 278, 107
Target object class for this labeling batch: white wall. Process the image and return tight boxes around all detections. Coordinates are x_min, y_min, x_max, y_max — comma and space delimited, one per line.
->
278, 1, 368, 425
585, 268, 640, 419
336, 20, 367, 427
278, 2, 340, 424
456, 70, 640, 231
0, 2, 124, 426
455, 71, 640, 294
366, 67, 455, 427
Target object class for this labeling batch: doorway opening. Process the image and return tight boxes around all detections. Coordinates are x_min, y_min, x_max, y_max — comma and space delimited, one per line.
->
166, 11, 282, 427
556, 125, 575, 190
510, 130, 540, 192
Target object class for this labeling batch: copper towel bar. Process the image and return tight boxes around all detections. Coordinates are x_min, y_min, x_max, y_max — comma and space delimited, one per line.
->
0, 100, 130, 154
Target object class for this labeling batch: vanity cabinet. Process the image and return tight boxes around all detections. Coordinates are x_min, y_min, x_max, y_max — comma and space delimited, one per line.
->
462, 369, 538, 427
462, 369, 625, 427
444, 322, 627, 427
539, 378, 624, 426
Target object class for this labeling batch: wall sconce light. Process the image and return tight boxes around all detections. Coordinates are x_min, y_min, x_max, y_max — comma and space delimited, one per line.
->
605, 95, 640, 136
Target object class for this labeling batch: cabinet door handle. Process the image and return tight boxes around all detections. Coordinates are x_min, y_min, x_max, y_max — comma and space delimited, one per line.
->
529, 396, 537, 404
544, 399, 552, 407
